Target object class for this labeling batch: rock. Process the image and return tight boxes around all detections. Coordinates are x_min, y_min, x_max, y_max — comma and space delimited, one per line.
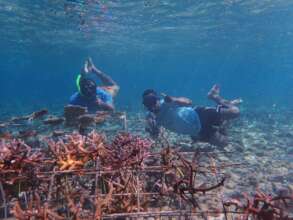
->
64, 105, 87, 126
52, 130, 66, 137
78, 114, 95, 128
43, 116, 65, 126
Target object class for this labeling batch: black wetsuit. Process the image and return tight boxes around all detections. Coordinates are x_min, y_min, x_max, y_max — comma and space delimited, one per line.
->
194, 106, 224, 141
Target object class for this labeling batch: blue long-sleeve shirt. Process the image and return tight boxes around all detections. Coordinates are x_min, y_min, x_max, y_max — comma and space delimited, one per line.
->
69, 87, 113, 112
151, 100, 201, 136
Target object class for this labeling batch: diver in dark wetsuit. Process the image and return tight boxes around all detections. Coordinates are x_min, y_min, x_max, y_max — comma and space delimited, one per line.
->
70, 58, 119, 113
142, 85, 242, 147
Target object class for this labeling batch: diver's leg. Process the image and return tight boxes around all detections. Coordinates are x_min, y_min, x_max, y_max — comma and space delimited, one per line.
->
87, 58, 117, 86
208, 84, 236, 107
207, 85, 240, 120
92, 66, 118, 87
87, 58, 120, 96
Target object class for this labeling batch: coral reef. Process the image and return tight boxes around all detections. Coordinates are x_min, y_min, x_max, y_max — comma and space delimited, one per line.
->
0, 108, 293, 219
0, 130, 291, 219
64, 105, 88, 126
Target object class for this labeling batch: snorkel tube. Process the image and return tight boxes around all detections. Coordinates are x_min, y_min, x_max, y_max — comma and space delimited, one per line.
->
76, 74, 82, 94
76, 73, 97, 98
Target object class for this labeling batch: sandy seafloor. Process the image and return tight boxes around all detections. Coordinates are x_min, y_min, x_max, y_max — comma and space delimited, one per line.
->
1, 106, 293, 219
109, 109, 293, 193
84, 108, 293, 217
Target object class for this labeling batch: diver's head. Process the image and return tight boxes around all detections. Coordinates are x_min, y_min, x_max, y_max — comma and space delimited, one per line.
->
79, 78, 97, 98
142, 89, 160, 113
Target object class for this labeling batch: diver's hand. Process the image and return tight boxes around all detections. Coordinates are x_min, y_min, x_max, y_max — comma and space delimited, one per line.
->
96, 97, 102, 105
161, 93, 172, 103
164, 95, 173, 103
96, 98, 114, 111
146, 117, 160, 139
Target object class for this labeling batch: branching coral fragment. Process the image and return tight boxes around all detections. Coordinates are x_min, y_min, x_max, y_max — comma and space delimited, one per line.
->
1, 130, 292, 220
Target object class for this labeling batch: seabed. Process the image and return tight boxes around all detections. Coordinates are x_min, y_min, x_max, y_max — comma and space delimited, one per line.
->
0, 106, 293, 220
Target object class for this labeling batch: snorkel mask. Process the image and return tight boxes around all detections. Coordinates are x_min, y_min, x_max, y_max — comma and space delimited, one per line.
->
142, 89, 161, 112
76, 74, 96, 98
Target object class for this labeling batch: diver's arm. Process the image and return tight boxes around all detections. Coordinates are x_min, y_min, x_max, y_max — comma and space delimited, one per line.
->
96, 98, 114, 112
163, 95, 192, 106
146, 113, 161, 139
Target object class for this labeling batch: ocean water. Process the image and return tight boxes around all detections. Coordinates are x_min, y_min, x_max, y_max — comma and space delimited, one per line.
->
1, 0, 293, 117
1, 1, 293, 218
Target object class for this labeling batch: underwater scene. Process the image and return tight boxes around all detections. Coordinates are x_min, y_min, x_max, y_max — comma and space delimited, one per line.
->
1, 0, 293, 219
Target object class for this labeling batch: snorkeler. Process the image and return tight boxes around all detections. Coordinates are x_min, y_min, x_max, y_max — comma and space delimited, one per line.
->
142, 85, 242, 147
69, 58, 119, 112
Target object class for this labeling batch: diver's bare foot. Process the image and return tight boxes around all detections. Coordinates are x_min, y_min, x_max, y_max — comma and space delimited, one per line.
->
83, 60, 90, 73
208, 84, 220, 99
87, 57, 95, 72
230, 98, 243, 106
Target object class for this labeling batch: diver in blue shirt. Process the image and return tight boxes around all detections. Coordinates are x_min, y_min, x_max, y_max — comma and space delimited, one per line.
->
70, 58, 119, 112
142, 85, 241, 147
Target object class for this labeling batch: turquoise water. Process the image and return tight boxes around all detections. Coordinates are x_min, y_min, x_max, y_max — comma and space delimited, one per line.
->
1, 0, 293, 115
1, 2, 293, 218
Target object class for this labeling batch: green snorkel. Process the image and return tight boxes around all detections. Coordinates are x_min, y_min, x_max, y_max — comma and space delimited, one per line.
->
76, 74, 82, 94
76, 73, 97, 98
